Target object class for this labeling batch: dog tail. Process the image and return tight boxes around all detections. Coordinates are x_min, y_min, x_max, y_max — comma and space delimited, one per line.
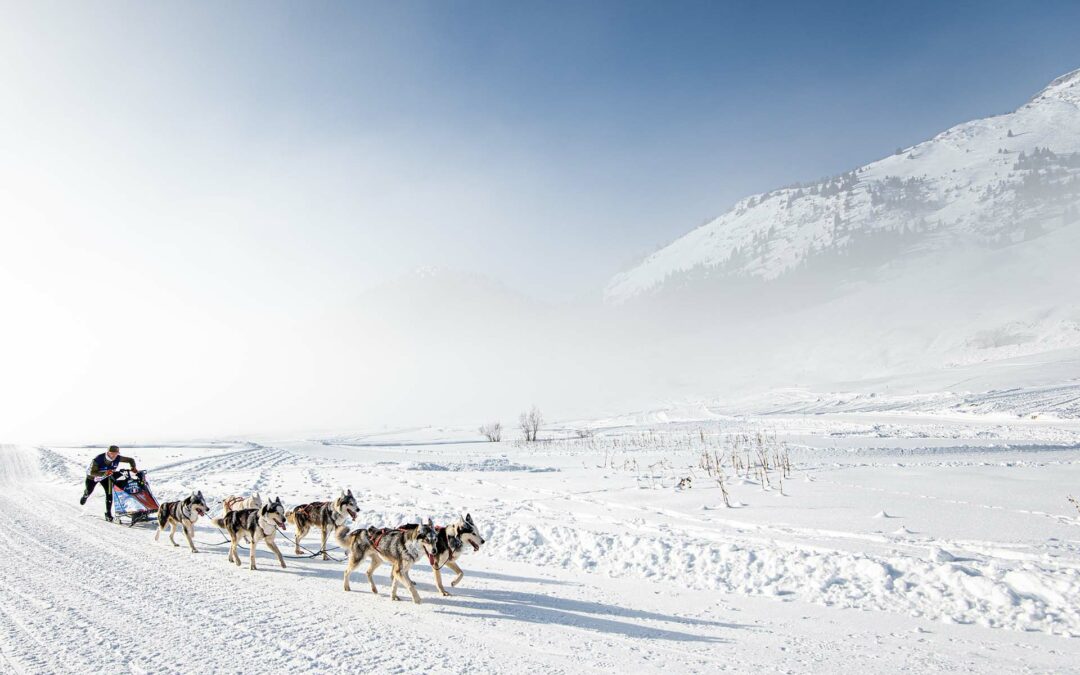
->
212, 515, 227, 531
334, 525, 355, 549
286, 509, 297, 526
156, 506, 167, 529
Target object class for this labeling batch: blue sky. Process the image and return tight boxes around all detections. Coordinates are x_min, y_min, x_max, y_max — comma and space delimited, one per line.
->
204, 0, 1080, 293
2, 1, 1080, 439
6, 1, 1078, 299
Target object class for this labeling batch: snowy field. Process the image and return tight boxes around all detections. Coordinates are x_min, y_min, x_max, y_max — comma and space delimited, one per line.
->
3, 407, 1080, 673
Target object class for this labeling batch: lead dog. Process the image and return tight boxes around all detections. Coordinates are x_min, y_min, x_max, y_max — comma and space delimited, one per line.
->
154, 491, 211, 553
285, 489, 359, 559
214, 497, 288, 570
399, 513, 486, 596
336, 519, 439, 604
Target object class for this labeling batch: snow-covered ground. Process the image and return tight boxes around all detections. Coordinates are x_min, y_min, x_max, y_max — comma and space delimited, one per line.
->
3, 405, 1080, 673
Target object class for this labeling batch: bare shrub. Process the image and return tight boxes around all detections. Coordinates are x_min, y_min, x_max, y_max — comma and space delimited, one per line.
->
1069, 495, 1080, 515
519, 406, 543, 442
479, 422, 502, 442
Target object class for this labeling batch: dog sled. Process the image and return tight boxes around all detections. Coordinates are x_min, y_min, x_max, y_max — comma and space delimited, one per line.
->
110, 469, 160, 526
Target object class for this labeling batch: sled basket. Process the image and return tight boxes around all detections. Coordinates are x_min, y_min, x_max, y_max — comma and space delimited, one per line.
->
110, 470, 159, 527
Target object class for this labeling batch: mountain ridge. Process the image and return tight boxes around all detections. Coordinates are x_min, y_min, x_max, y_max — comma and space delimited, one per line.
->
606, 68, 1080, 303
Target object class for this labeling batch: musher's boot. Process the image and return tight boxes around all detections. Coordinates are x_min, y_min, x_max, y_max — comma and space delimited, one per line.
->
80, 492, 88, 505
105, 513, 114, 523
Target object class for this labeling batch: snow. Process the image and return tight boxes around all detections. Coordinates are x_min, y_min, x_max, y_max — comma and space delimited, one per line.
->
606, 68, 1080, 303
4, 404, 1080, 672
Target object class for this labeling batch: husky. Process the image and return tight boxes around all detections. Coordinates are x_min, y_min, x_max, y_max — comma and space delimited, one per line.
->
399, 513, 486, 596
214, 496, 288, 570
285, 489, 359, 559
221, 492, 261, 515
154, 491, 211, 553
336, 519, 439, 604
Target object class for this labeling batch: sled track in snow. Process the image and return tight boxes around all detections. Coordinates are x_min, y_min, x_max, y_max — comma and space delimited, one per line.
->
146, 444, 301, 481
0, 444, 500, 674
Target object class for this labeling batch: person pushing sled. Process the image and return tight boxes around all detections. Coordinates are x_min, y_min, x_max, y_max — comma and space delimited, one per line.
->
80, 445, 159, 525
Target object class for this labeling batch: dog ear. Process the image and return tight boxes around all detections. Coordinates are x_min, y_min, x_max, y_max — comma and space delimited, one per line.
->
466, 513, 473, 524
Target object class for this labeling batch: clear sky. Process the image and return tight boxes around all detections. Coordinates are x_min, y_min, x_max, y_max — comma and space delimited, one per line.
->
2, 1, 1079, 440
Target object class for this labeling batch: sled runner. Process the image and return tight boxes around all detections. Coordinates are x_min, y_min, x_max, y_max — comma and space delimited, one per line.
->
109, 469, 160, 527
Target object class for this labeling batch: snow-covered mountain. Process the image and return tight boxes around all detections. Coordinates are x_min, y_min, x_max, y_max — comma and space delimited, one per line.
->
606, 68, 1080, 303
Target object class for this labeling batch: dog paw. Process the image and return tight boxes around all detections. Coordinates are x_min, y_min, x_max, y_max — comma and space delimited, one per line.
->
441, 591, 452, 597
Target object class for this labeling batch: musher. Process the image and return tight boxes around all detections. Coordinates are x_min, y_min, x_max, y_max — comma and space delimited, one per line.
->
80, 445, 139, 522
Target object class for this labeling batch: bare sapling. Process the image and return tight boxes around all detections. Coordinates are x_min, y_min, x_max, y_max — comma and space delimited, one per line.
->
755, 438, 772, 490
744, 437, 753, 479
716, 467, 732, 507
519, 406, 543, 442
479, 422, 502, 442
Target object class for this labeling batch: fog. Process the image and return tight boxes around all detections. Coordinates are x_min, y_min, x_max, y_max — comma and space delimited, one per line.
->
3, 3, 1080, 442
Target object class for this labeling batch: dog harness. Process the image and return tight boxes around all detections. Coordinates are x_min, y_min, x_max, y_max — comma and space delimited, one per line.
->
370, 526, 414, 551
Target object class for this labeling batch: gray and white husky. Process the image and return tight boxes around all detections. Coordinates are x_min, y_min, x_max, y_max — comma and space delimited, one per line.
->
154, 491, 211, 553
285, 489, 359, 560
214, 496, 288, 570
336, 519, 439, 604
399, 513, 486, 596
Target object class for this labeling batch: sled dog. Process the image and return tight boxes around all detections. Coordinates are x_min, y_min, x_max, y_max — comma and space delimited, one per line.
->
336, 519, 439, 604
221, 492, 261, 515
214, 497, 288, 570
399, 513, 486, 596
154, 491, 211, 553
285, 489, 359, 559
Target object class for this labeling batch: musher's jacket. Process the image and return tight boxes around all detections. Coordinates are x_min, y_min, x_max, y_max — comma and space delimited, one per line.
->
86, 452, 137, 481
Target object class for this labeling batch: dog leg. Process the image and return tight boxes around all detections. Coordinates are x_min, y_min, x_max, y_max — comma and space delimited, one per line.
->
183, 522, 199, 553
266, 537, 286, 569
169, 522, 180, 547
154, 524, 162, 542
343, 552, 360, 592
366, 555, 381, 594
400, 564, 422, 604
249, 537, 258, 570
389, 562, 401, 601
433, 565, 451, 596
447, 561, 465, 587
320, 527, 330, 561
294, 524, 306, 555
229, 535, 241, 566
